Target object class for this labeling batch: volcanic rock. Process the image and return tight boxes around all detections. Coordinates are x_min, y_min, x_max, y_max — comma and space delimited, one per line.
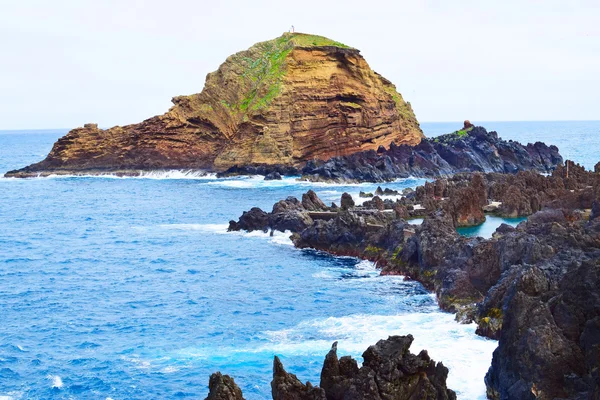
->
340, 193, 355, 210
6, 33, 422, 178
265, 172, 283, 180
205, 372, 245, 400
302, 190, 327, 211
228, 207, 269, 232
272, 356, 326, 400
301, 126, 562, 182
319, 336, 456, 400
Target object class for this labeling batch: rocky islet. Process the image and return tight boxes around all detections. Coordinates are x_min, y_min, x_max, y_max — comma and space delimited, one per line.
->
6, 33, 422, 178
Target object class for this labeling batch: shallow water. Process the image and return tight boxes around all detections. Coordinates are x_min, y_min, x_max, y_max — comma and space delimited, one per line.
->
1, 121, 597, 399
457, 215, 527, 239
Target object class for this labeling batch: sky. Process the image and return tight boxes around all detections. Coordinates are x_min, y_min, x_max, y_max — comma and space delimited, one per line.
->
1, 0, 599, 130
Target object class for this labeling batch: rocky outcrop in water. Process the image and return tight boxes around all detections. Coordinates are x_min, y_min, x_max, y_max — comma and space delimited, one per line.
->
272, 356, 326, 400
231, 161, 600, 399
6, 33, 422, 178
207, 336, 455, 400
300, 125, 562, 182
205, 372, 245, 400
319, 337, 456, 400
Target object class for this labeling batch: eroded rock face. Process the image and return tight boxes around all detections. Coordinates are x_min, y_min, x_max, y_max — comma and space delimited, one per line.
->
319, 337, 456, 400
228, 207, 269, 232
6, 33, 422, 178
230, 166, 600, 399
272, 356, 327, 400
207, 337, 456, 400
205, 372, 245, 400
300, 126, 562, 182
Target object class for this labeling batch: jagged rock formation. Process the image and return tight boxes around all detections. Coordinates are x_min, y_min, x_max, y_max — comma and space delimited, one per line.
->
207, 336, 455, 400
272, 356, 326, 400
319, 337, 456, 400
300, 125, 562, 182
5, 33, 423, 178
231, 162, 600, 399
205, 372, 245, 400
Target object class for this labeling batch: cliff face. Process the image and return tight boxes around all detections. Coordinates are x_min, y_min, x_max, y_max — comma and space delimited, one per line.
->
7, 33, 423, 177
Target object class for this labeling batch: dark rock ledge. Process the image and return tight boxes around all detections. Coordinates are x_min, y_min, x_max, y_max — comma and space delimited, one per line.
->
204, 335, 455, 400
229, 162, 600, 399
6, 125, 562, 182
219, 124, 562, 183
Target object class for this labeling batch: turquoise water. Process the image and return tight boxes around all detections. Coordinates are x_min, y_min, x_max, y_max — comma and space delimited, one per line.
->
0, 121, 598, 399
457, 216, 527, 238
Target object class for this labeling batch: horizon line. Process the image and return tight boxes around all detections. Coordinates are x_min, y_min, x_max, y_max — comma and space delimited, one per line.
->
1, 119, 599, 132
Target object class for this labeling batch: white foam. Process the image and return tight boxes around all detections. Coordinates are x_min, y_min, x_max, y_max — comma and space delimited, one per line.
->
173, 312, 495, 400
47, 374, 63, 389
155, 223, 294, 246
206, 175, 390, 190
158, 223, 228, 232
2, 170, 217, 180
354, 260, 376, 271
353, 193, 404, 206
120, 355, 151, 369
311, 271, 335, 279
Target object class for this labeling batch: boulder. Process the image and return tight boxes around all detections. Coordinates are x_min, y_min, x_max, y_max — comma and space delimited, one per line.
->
205, 372, 245, 400
270, 197, 312, 233
340, 193, 355, 210
265, 172, 283, 180
228, 207, 269, 232
302, 190, 327, 211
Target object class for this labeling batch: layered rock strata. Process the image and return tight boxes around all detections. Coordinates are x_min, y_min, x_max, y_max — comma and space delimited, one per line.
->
6, 33, 422, 178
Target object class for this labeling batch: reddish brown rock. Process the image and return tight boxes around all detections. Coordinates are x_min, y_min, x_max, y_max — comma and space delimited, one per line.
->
6, 33, 423, 178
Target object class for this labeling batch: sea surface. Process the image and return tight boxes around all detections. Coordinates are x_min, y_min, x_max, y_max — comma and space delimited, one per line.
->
0, 121, 598, 399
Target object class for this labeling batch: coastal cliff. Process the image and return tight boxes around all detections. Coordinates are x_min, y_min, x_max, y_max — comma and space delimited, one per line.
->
5, 33, 423, 178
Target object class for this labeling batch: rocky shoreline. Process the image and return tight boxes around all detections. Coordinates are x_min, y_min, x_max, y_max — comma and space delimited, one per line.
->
205, 335, 455, 400
218, 123, 563, 183
228, 162, 600, 399
5, 124, 561, 181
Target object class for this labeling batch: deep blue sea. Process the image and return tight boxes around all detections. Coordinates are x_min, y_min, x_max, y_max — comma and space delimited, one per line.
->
0, 121, 598, 400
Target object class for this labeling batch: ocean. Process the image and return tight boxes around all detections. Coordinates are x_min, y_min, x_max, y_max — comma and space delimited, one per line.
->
0, 121, 598, 399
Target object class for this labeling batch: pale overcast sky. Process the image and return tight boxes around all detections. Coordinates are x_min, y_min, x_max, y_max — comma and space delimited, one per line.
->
1, 0, 598, 129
